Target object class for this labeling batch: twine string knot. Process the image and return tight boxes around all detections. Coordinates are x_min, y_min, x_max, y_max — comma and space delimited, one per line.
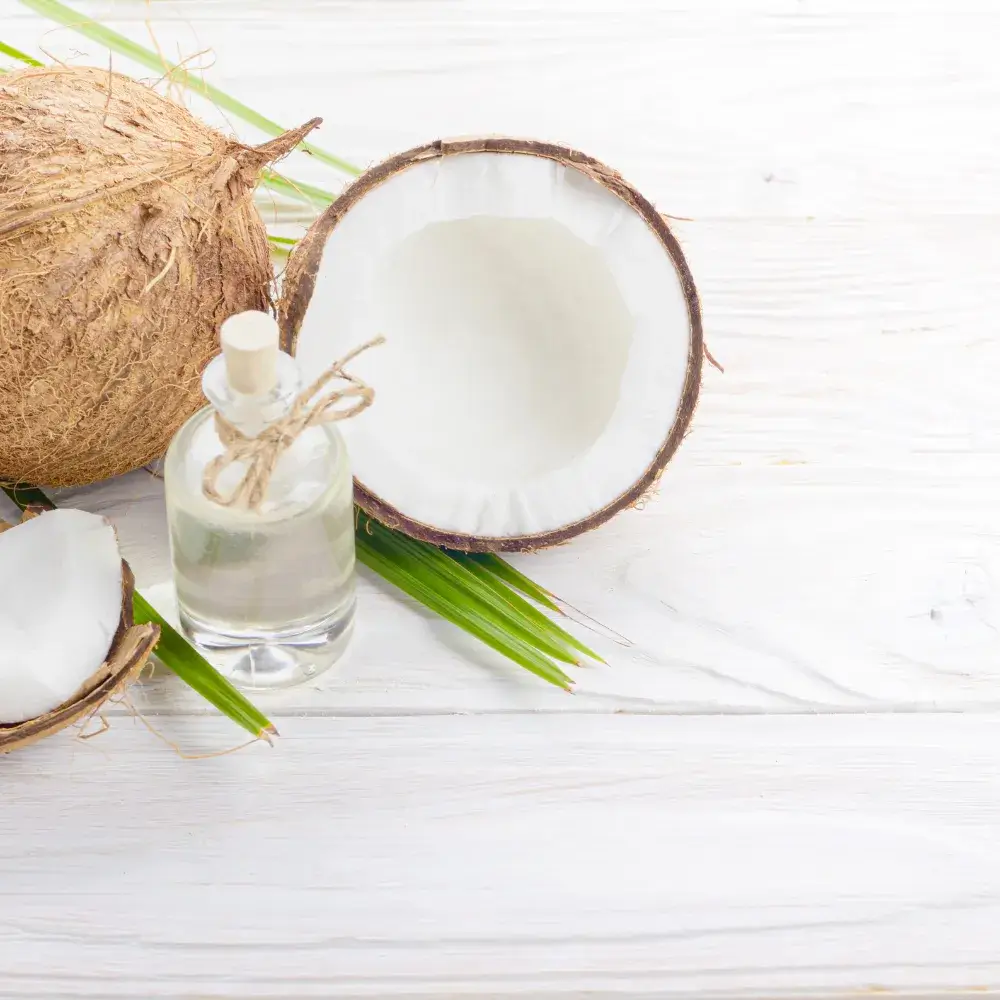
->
202, 336, 384, 511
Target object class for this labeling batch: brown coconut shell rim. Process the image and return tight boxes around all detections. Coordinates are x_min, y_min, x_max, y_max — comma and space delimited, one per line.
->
279, 136, 703, 552
0, 551, 159, 754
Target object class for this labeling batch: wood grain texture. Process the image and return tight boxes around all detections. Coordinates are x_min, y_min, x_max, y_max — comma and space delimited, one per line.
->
7, 2, 1000, 221
5, 715, 1000, 998
2, 2, 999, 996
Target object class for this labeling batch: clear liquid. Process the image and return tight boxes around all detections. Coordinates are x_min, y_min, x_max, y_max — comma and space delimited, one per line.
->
165, 406, 356, 690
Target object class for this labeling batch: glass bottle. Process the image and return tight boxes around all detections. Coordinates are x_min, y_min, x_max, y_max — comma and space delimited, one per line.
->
164, 310, 356, 689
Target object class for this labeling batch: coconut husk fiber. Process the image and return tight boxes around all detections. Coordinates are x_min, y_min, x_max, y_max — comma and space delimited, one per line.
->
0, 65, 320, 487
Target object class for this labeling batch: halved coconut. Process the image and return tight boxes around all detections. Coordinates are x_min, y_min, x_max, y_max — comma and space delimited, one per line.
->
0, 509, 158, 753
280, 137, 702, 551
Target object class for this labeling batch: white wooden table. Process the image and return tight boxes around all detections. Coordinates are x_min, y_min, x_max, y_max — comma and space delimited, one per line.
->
3, 2, 999, 996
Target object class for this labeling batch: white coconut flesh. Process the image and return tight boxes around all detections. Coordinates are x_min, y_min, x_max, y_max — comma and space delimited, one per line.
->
292, 150, 696, 544
0, 509, 122, 724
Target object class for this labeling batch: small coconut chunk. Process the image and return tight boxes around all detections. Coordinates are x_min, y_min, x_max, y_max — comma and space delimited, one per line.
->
0, 509, 123, 724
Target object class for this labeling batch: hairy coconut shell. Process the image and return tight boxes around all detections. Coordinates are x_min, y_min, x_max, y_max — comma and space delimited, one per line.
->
279, 136, 703, 552
0, 545, 158, 754
0, 65, 319, 487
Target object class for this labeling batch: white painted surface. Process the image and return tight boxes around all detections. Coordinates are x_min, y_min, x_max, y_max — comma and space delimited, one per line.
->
7, 715, 1000, 998
2, 1, 999, 996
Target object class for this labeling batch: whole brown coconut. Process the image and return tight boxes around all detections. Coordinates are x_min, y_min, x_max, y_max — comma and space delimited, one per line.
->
0, 65, 319, 486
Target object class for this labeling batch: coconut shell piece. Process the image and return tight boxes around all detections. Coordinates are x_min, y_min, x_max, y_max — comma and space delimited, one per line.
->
0, 65, 320, 487
279, 136, 703, 552
0, 554, 158, 754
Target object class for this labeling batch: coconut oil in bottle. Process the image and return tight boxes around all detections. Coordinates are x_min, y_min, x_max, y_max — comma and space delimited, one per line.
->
164, 311, 356, 689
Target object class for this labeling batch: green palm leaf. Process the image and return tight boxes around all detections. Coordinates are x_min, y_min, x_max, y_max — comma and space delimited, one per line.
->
460, 552, 563, 612
359, 518, 585, 670
447, 550, 603, 662
356, 523, 574, 690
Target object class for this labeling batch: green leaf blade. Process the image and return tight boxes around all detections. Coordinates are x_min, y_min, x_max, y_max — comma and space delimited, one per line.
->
259, 169, 337, 210
1, 483, 53, 510
360, 517, 584, 664
387, 536, 577, 666
357, 525, 574, 690
131, 592, 276, 740
449, 551, 604, 663
0, 40, 43, 66
465, 552, 562, 612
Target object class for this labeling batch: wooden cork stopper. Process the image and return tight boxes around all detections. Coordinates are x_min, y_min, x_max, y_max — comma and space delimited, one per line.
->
220, 311, 279, 395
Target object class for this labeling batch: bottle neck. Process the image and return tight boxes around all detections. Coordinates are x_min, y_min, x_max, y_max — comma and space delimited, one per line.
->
201, 351, 302, 436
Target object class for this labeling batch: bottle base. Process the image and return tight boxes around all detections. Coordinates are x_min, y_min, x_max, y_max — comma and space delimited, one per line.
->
179, 600, 356, 691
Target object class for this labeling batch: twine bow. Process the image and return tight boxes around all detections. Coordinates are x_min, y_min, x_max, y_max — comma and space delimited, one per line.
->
202, 336, 384, 511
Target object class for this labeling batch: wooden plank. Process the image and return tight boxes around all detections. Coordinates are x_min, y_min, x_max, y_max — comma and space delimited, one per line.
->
4, 3, 1000, 220
1, 5, 998, 995
2, 216, 994, 716
3, 714, 1000, 998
